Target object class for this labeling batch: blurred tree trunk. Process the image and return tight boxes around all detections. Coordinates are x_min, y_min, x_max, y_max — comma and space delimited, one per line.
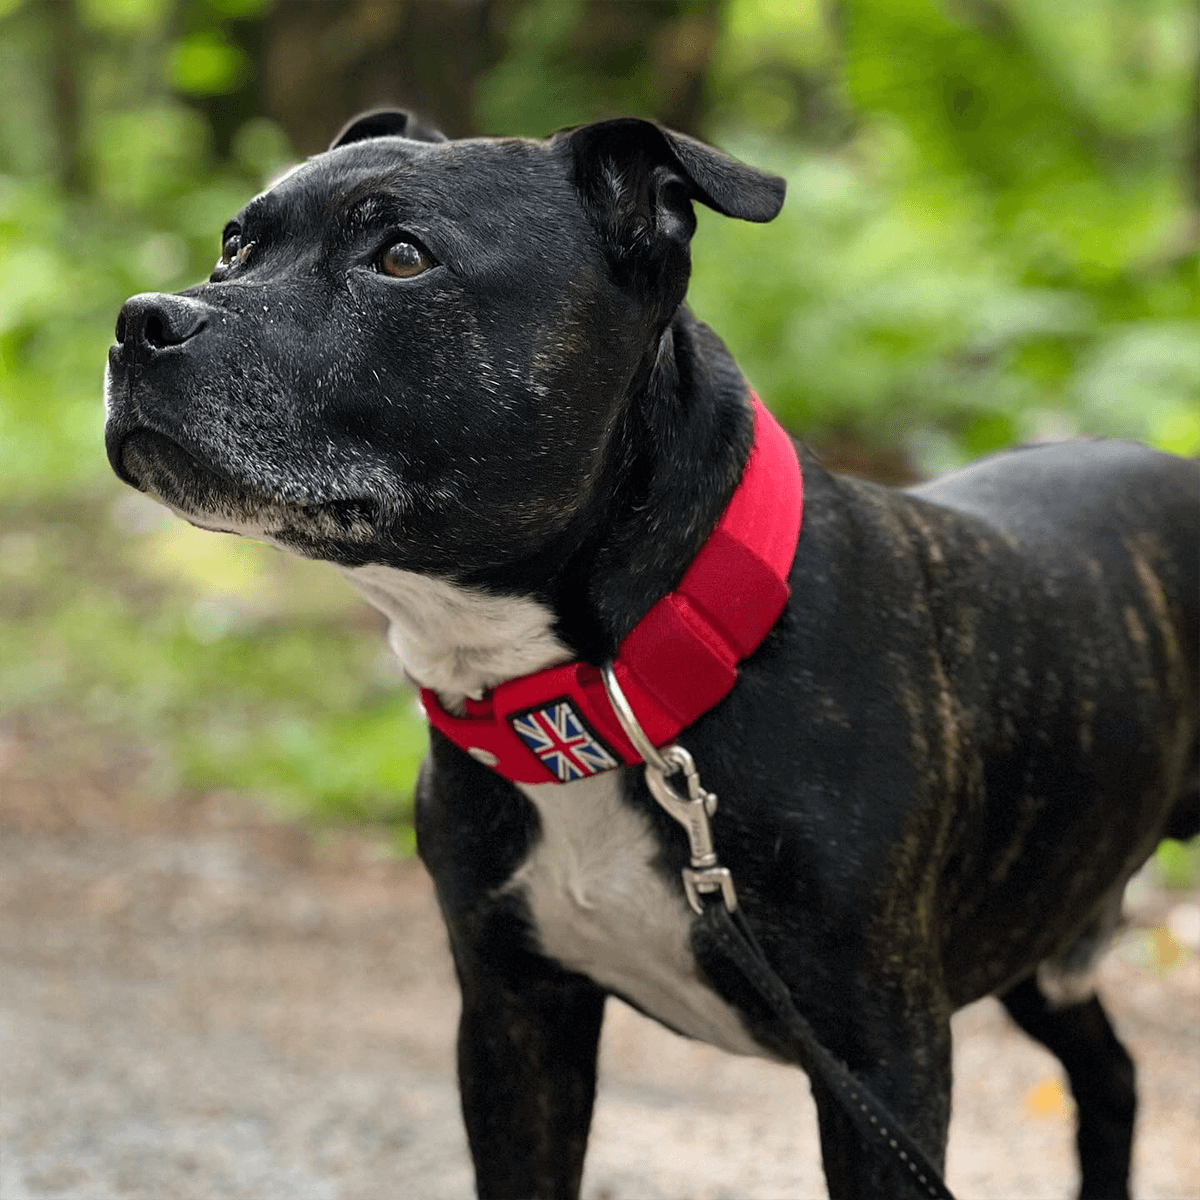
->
566, 0, 722, 134
262, 0, 510, 153
255, 0, 722, 154
189, 6, 270, 162
479, 0, 723, 137
47, 0, 83, 192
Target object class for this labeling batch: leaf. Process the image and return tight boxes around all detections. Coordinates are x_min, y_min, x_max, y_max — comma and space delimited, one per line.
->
1151, 923, 1186, 969
167, 33, 249, 98
1025, 1076, 1072, 1120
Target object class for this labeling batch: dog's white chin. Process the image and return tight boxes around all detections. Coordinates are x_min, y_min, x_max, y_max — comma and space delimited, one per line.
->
339, 562, 571, 706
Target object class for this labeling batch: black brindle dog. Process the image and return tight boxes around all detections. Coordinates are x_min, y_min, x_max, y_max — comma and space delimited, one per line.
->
104, 112, 1199, 1198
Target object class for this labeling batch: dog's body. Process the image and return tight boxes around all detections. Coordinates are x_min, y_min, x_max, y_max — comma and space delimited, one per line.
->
104, 112, 1198, 1198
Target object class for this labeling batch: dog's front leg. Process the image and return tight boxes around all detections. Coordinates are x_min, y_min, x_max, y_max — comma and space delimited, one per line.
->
453, 941, 606, 1200
811, 1007, 952, 1199
417, 748, 606, 1197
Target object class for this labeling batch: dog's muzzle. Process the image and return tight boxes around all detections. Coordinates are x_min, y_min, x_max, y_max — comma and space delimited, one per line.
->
104, 293, 217, 488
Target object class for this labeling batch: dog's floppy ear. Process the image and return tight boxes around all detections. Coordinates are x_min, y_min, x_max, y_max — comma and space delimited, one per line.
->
562, 118, 784, 312
329, 109, 448, 150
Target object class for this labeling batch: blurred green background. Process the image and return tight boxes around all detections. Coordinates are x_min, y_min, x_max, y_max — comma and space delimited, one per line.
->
1, 0, 1197, 870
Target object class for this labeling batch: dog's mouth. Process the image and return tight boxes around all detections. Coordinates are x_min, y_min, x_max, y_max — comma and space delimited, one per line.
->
115, 428, 232, 495
114, 427, 381, 542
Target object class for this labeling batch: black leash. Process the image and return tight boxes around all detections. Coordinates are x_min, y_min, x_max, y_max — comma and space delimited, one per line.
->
600, 665, 956, 1199
701, 899, 955, 1199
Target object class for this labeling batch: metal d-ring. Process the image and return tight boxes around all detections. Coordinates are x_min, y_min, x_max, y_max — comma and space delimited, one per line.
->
600, 664, 671, 775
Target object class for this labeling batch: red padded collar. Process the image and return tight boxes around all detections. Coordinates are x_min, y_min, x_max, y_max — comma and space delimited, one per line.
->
421, 394, 803, 783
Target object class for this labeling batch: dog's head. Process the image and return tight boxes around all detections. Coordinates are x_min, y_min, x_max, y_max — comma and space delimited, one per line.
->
104, 112, 784, 574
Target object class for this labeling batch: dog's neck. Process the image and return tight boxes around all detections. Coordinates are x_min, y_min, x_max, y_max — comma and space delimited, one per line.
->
339, 562, 571, 705
344, 312, 754, 709
529, 313, 755, 660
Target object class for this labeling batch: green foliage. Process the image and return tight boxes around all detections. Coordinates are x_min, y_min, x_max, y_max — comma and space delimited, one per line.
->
687, 127, 1199, 472
1156, 838, 1200, 891
688, 0, 1200, 471
0, 0, 425, 832
168, 32, 251, 96
0, 497, 427, 841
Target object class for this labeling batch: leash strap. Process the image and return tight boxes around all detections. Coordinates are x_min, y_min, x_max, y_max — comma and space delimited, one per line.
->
702, 900, 956, 1200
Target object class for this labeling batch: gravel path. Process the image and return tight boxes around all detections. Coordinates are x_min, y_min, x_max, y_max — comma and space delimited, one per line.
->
2, 730, 1197, 1199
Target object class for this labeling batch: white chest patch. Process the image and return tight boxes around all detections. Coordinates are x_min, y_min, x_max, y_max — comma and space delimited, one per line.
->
339, 563, 571, 703
510, 772, 767, 1058
339, 563, 763, 1055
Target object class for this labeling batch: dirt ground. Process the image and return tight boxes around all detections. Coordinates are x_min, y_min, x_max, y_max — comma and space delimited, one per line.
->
2, 721, 1198, 1200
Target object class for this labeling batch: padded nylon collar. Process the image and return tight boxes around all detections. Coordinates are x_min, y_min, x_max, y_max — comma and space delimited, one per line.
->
420, 394, 803, 783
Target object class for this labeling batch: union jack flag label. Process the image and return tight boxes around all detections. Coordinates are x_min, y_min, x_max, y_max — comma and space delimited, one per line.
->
509, 698, 619, 782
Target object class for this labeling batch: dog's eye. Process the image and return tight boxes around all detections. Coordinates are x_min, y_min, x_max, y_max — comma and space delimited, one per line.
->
216, 227, 256, 272
378, 240, 433, 279
219, 228, 242, 265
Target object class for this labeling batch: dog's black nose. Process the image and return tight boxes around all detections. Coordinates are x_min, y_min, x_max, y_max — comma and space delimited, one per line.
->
114, 293, 209, 359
